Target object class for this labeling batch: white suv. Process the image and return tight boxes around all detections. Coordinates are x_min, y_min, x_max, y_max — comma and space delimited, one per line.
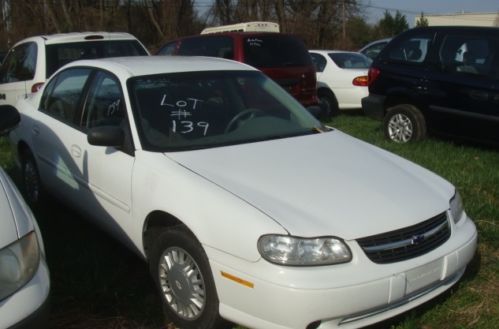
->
0, 32, 148, 107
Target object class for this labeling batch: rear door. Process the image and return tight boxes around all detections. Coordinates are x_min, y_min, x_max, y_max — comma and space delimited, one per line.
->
426, 31, 499, 142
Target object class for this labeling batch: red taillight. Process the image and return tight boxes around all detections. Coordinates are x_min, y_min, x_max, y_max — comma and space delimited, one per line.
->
352, 75, 369, 86
31, 82, 44, 93
367, 67, 381, 86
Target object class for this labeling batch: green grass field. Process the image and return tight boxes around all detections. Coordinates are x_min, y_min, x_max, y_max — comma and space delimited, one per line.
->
0, 112, 497, 329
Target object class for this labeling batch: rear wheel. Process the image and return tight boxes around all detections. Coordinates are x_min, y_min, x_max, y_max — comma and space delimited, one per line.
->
384, 104, 426, 143
21, 150, 44, 206
149, 226, 230, 329
318, 89, 339, 119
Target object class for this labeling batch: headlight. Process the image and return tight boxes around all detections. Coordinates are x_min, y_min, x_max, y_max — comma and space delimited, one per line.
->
450, 190, 465, 224
258, 235, 352, 266
0, 231, 40, 301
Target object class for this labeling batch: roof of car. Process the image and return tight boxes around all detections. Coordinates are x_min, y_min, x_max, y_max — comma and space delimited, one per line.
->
15, 32, 139, 45
63, 56, 257, 78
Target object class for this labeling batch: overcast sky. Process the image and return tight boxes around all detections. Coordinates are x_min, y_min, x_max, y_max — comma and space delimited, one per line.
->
360, 0, 499, 26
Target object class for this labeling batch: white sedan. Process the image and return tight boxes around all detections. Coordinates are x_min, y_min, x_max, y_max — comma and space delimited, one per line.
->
0, 106, 50, 329
310, 50, 371, 117
9, 56, 476, 329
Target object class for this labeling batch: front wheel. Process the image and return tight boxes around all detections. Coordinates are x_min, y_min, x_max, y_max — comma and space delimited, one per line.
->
149, 227, 230, 329
318, 89, 339, 119
383, 104, 426, 143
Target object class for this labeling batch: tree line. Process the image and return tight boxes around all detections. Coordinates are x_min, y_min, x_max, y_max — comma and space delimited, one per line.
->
0, 0, 411, 52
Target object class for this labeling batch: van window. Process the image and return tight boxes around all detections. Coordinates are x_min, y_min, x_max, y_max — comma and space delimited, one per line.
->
45, 40, 147, 78
0, 42, 37, 83
176, 36, 234, 59
243, 35, 311, 68
387, 33, 433, 64
439, 35, 497, 78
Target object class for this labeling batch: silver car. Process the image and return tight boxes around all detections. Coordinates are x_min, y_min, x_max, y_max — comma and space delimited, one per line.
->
0, 106, 50, 329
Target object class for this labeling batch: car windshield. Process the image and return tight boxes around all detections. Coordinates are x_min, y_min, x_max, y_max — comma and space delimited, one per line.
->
45, 40, 147, 78
128, 70, 324, 152
328, 52, 372, 69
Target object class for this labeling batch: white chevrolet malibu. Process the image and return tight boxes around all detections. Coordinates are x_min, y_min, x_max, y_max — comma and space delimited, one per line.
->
9, 56, 476, 329
0, 106, 50, 329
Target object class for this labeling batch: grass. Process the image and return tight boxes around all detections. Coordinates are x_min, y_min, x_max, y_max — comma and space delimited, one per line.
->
0, 112, 497, 329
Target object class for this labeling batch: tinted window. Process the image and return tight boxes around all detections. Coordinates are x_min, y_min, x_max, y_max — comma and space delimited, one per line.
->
45, 40, 147, 78
439, 35, 498, 78
310, 53, 327, 72
128, 71, 321, 151
361, 41, 389, 60
40, 68, 92, 124
84, 71, 124, 129
0, 42, 37, 83
387, 33, 433, 63
243, 35, 312, 68
328, 53, 371, 69
176, 36, 234, 58
158, 41, 177, 55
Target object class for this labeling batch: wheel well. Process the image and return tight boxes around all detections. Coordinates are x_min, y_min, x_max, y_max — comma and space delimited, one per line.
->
384, 95, 422, 114
317, 87, 336, 99
142, 211, 191, 259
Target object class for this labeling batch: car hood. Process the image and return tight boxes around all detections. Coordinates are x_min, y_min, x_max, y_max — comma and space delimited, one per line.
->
0, 168, 34, 249
166, 130, 454, 240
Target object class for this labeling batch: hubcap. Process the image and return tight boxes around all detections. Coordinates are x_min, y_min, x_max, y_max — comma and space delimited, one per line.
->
24, 161, 40, 203
158, 247, 206, 320
387, 113, 413, 143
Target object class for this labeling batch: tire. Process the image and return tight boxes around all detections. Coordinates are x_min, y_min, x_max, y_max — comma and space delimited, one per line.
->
383, 104, 427, 143
21, 150, 45, 206
149, 226, 230, 329
318, 89, 339, 119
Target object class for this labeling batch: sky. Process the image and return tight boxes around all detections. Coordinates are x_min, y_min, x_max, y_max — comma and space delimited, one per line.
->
360, 0, 499, 26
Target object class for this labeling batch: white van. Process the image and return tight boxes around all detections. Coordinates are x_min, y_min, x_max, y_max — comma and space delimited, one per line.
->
0, 32, 148, 108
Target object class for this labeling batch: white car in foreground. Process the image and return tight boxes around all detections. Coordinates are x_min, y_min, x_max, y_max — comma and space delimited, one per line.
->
310, 50, 371, 117
9, 56, 476, 329
0, 106, 50, 329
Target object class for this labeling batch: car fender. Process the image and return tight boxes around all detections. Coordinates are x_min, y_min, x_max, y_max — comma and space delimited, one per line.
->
130, 151, 288, 263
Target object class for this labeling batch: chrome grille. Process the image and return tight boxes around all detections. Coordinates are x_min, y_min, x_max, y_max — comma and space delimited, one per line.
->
357, 212, 450, 264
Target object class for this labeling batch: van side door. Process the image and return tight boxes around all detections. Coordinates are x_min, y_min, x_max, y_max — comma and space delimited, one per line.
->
427, 31, 499, 142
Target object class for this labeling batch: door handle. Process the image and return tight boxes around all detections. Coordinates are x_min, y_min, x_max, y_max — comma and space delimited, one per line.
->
0, 93, 5, 100
32, 125, 40, 136
71, 145, 82, 158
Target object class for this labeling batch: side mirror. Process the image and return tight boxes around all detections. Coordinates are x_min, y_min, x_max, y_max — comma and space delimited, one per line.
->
0, 105, 20, 136
87, 126, 124, 147
306, 105, 323, 120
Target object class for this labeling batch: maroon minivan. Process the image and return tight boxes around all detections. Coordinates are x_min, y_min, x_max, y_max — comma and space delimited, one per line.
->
157, 33, 318, 109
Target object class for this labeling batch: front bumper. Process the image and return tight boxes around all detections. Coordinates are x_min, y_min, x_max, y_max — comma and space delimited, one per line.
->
362, 94, 386, 120
1, 259, 50, 329
207, 217, 477, 329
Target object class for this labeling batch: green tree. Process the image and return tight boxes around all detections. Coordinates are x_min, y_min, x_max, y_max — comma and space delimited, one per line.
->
416, 12, 429, 27
375, 10, 409, 38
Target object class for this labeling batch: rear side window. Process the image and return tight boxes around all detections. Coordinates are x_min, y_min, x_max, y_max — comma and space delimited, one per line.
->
45, 40, 147, 78
176, 36, 234, 59
0, 42, 37, 83
243, 35, 312, 68
40, 68, 92, 125
310, 53, 327, 72
439, 35, 498, 78
328, 53, 371, 69
387, 33, 433, 63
